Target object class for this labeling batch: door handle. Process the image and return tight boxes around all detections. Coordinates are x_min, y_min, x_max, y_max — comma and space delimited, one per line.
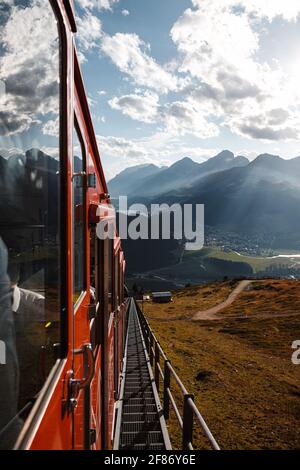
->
76, 343, 95, 389
68, 343, 95, 410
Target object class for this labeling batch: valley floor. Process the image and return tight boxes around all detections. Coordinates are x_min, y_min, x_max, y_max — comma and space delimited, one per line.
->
143, 280, 300, 449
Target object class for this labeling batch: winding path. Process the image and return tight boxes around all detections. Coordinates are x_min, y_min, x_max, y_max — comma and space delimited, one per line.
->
192, 280, 253, 321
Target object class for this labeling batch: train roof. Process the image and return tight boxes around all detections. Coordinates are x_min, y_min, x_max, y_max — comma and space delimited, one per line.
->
152, 292, 172, 297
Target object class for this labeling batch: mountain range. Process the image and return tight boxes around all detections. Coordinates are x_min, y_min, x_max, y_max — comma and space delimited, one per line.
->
109, 150, 248, 199
2, 147, 300, 278
108, 150, 300, 237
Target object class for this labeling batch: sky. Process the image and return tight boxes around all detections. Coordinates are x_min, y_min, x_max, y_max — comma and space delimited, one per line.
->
74, 0, 300, 179
2, 1, 300, 179
0, 1, 60, 158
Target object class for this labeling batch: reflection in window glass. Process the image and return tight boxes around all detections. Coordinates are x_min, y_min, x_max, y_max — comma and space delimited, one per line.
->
90, 228, 99, 349
120, 262, 124, 304
73, 125, 85, 303
0, 1, 60, 449
114, 251, 119, 309
90, 228, 98, 303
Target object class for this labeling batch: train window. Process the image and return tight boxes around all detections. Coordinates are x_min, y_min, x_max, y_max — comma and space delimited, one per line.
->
108, 237, 113, 314
120, 264, 124, 304
90, 227, 98, 304
73, 123, 86, 303
97, 237, 105, 319
90, 227, 99, 348
0, 1, 61, 449
114, 251, 120, 309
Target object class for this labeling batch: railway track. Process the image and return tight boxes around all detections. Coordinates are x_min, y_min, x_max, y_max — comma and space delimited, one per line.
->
114, 300, 171, 450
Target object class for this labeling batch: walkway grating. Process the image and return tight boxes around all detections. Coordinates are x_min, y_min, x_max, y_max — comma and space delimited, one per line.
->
113, 299, 171, 450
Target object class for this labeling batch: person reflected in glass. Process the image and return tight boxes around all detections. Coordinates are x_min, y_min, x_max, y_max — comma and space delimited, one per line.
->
0, 238, 21, 449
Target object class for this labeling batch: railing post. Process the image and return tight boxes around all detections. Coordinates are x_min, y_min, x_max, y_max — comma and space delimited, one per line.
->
146, 323, 150, 346
163, 360, 171, 419
149, 334, 154, 366
182, 394, 194, 450
155, 342, 160, 391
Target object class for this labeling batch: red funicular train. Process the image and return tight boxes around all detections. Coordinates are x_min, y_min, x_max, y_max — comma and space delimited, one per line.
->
0, 0, 127, 449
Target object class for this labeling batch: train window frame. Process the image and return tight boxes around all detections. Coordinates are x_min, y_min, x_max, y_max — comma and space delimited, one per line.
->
89, 225, 100, 349
72, 115, 87, 309
107, 235, 113, 314
93, 236, 103, 347
119, 261, 123, 305
114, 249, 120, 310
12, 0, 69, 449
89, 226, 99, 305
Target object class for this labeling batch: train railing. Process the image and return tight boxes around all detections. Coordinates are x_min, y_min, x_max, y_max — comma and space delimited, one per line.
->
135, 300, 220, 451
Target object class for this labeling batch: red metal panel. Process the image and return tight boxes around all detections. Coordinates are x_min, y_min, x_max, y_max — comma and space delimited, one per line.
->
107, 315, 115, 448
18, 0, 127, 451
90, 346, 102, 449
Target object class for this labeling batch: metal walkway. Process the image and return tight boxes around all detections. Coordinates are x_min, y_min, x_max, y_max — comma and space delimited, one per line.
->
113, 299, 171, 450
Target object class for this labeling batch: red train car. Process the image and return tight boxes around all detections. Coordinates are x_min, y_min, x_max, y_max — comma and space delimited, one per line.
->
0, 0, 127, 450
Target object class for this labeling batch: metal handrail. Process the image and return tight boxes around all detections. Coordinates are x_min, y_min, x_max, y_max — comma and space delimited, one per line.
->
135, 300, 220, 451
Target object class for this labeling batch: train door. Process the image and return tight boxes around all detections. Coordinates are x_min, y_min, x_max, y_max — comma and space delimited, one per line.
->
103, 234, 115, 448
85, 204, 115, 450
98, 215, 115, 449
0, 0, 76, 450
113, 247, 120, 400
88, 223, 102, 449
71, 116, 94, 450
119, 252, 126, 352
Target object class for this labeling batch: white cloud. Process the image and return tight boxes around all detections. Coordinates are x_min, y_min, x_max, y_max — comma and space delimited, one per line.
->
171, 3, 259, 84
108, 90, 219, 139
74, 0, 300, 148
76, 0, 119, 11
163, 101, 219, 139
191, 0, 300, 22
227, 107, 300, 141
76, 10, 102, 53
244, 0, 300, 21
101, 33, 178, 94
109, 91, 159, 123
0, 0, 59, 136
170, 0, 300, 142
97, 134, 150, 178
42, 117, 59, 137
99, 135, 148, 160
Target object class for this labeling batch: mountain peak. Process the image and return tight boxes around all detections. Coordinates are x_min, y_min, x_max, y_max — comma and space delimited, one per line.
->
215, 150, 234, 161
115, 163, 159, 178
108, 162, 163, 197
170, 156, 197, 168
235, 155, 249, 165
251, 153, 282, 167
256, 153, 281, 160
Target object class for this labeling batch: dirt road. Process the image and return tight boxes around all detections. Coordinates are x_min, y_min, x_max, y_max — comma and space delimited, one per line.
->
192, 280, 253, 321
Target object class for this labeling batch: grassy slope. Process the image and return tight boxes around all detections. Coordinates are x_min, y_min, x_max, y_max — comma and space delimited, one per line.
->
143, 280, 300, 449
184, 247, 300, 272
149, 246, 300, 279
